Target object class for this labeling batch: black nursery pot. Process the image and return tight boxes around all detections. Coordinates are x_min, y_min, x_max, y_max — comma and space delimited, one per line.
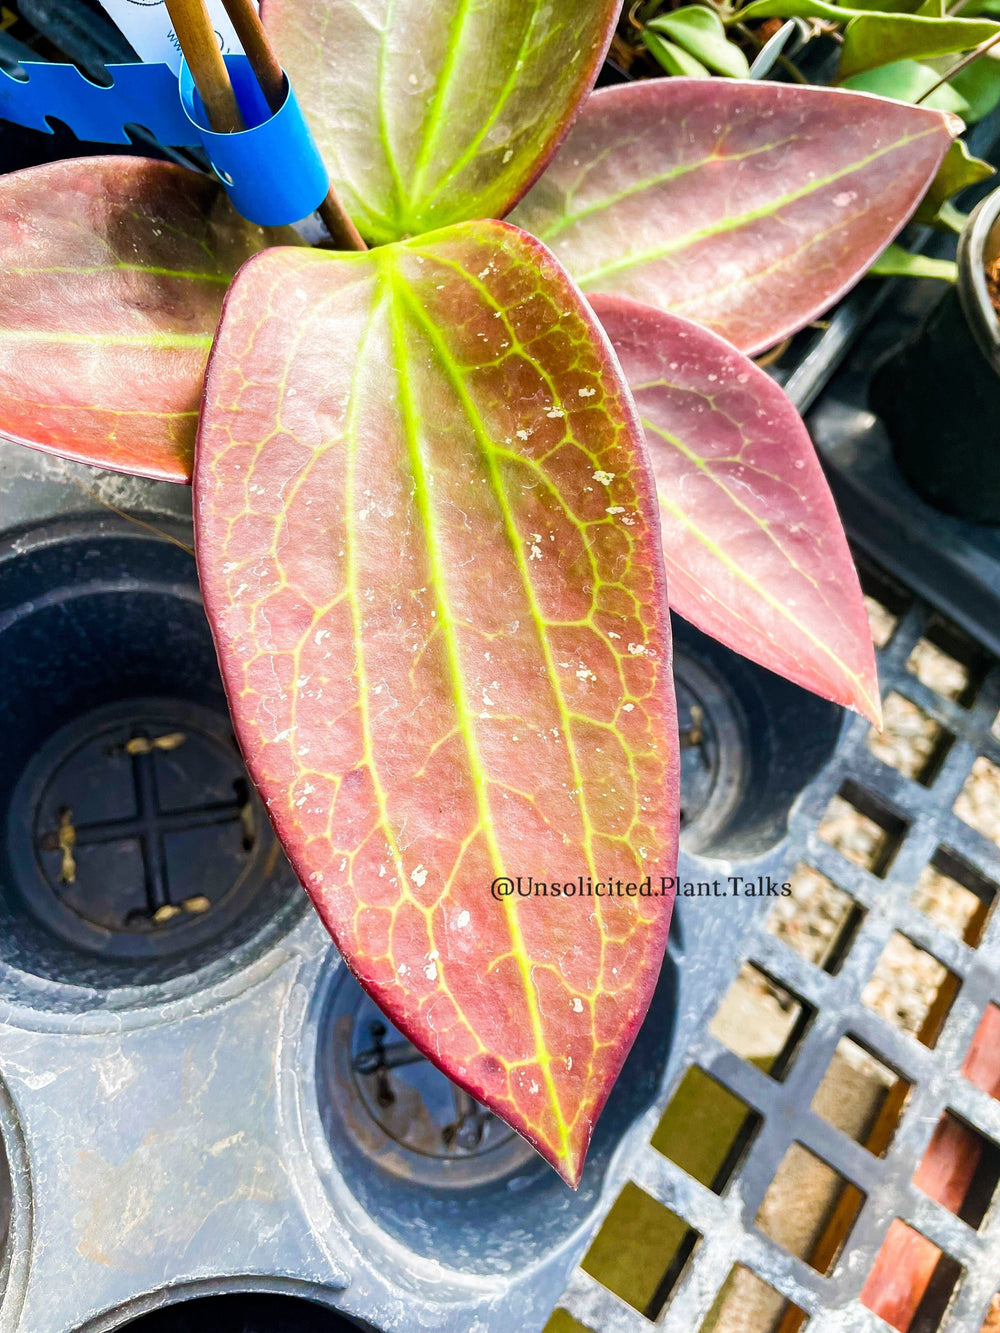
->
871, 187, 1000, 523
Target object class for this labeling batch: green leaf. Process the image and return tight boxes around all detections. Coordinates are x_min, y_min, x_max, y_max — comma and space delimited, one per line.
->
949, 52, 1000, 119
733, 0, 931, 19
734, 0, 858, 23
869, 241, 958, 277
195, 219, 679, 1188
642, 28, 711, 75
647, 6, 751, 75
839, 12, 1000, 78
262, 0, 620, 245
842, 59, 971, 112
914, 137, 994, 224
846, 0, 925, 11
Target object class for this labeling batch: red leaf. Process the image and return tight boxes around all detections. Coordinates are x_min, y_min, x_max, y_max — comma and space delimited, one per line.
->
194, 222, 678, 1185
595, 295, 880, 724
0, 157, 302, 483
261, 0, 621, 244
512, 80, 959, 355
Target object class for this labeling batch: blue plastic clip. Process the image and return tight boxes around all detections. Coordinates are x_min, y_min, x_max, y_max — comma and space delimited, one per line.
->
179, 54, 329, 227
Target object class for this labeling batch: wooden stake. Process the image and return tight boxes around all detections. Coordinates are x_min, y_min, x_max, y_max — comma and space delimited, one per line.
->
219, 0, 284, 110
164, 0, 244, 134
218, 0, 367, 249
169, 0, 366, 250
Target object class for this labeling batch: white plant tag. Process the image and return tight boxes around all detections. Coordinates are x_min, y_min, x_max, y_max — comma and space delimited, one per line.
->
97, 0, 258, 72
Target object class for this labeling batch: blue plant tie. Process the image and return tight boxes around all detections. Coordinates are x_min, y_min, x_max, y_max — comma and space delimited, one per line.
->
179, 54, 329, 228
0, 54, 331, 228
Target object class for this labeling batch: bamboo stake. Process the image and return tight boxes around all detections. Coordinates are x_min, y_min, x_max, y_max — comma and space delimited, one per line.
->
218, 0, 367, 249
164, 0, 244, 134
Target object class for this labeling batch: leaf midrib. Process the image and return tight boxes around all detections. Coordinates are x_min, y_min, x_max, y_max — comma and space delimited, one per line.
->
651, 449, 878, 719
575, 124, 941, 286
0, 328, 213, 350
533, 134, 796, 244
386, 254, 601, 1159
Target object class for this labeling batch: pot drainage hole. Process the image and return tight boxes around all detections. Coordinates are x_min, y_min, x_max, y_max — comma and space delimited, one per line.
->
336, 985, 535, 1186
7, 700, 283, 961
110, 1293, 371, 1331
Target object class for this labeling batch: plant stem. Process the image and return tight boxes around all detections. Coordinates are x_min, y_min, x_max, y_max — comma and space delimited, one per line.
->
164, 0, 245, 133
217, 0, 367, 250
917, 28, 1000, 102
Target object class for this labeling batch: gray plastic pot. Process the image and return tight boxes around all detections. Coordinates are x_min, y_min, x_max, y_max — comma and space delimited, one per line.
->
871, 185, 1000, 523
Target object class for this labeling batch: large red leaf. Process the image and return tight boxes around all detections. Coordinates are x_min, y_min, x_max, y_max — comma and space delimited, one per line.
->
594, 295, 880, 724
261, 0, 621, 245
0, 157, 301, 483
511, 80, 959, 355
194, 221, 678, 1185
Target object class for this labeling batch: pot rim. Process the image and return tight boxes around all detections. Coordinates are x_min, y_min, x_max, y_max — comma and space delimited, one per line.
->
957, 184, 1000, 373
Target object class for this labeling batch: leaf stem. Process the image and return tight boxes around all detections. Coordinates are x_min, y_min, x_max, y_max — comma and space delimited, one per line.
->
916, 28, 1000, 102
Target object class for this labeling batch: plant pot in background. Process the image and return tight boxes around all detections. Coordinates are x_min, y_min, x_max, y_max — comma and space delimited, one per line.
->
871, 186, 1000, 523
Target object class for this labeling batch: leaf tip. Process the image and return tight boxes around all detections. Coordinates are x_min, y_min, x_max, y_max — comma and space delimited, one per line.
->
547, 1132, 590, 1190
849, 653, 882, 731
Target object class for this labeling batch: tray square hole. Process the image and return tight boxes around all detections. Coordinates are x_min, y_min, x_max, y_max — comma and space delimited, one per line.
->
698, 1264, 808, 1333
868, 693, 954, 787
767, 863, 864, 973
811, 1035, 912, 1157
542, 1314, 594, 1333
962, 1003, 1000, 1100
709, 961, 815, 1081
862, 933, 960, 1048
913, 847, 996, 947
581, 1182, 700, 1321
914, 1109, 1000, 1230
906, 616, 989, 708
860, 1219, 963, 1332
858, 559, 911, 650
651, 1066, 762, 1195
954, 756, 1000, 846
755, 1142, 865, 1276
818, 782, 908, 877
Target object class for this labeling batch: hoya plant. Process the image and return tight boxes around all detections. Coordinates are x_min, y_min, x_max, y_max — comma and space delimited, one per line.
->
0, 0, 959, 1186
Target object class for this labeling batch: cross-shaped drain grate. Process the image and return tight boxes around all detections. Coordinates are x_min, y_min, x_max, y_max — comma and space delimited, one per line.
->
37, 726, 255, 932
9, 701, 267, 957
